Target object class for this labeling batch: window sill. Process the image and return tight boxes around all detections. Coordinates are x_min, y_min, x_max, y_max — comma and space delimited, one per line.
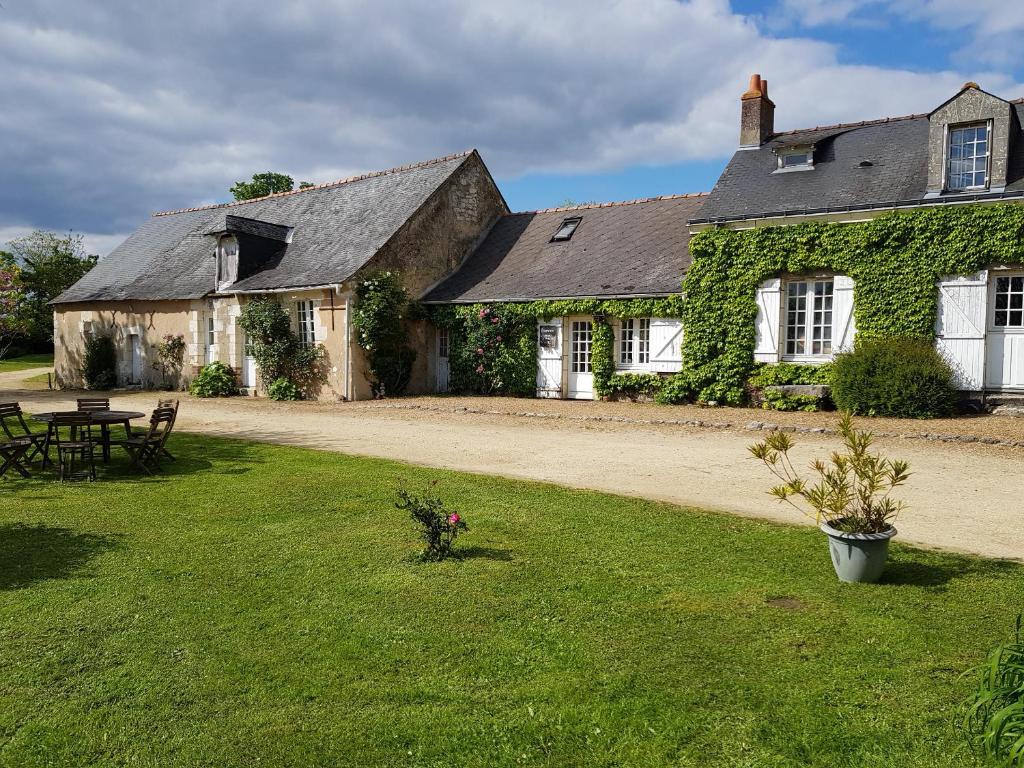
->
781, 355, 833, 365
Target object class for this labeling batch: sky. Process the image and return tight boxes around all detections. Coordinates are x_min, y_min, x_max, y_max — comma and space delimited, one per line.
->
2, 0, 1024, 257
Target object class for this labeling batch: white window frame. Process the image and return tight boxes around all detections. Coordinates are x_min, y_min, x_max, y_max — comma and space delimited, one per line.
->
296, 300, 316, 349
991, 272, 1024, 331
617, 318, 651, 369
945, 121, 991, 192
774, 148, 814, 173
437, 326, 449, 358
570, 320, 592, 373
783, 278, 834, 361
207, 316, 216, 347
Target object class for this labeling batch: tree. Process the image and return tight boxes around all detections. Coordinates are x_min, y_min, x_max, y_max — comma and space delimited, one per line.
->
7, 231, 98, 345
0, 261, 32, 360
230, 172, 312, 201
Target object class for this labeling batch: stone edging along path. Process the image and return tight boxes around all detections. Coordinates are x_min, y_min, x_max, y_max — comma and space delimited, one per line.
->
359, 402, 1024, 449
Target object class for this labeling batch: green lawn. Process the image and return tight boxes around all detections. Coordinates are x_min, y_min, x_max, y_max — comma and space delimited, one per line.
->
1, 435, 1020, 767
0, 352, 53, 372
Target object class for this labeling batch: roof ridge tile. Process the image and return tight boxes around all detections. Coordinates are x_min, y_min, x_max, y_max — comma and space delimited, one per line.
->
152, 149, 475, 217
512, 192, 708, 216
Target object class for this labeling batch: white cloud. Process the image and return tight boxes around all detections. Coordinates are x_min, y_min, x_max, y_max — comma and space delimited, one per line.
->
0, 0, 1021, 239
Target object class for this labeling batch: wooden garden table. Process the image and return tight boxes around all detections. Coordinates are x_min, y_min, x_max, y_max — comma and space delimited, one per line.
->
32, 410, 147, 466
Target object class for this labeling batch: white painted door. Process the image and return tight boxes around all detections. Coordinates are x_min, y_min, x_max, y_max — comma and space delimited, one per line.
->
936, 271, 987, 390
129, 334, 142, 383
536, 321, 562, 398
986, 272, 1024, 390
568, 319, 594, 400
436, 327, 450, 393
241, 332, 257, 389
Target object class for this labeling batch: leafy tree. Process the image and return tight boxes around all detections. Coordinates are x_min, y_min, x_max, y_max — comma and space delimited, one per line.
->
7, 231, 98, 345
230, 172, 312, 201
0, 261, 32, 360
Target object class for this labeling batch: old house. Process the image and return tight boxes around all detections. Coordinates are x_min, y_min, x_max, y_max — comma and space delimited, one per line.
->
53, 151, 507, 399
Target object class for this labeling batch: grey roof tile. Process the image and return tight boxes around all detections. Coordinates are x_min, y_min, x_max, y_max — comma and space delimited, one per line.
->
56, 152, 474, 303
424, 194, 706, 302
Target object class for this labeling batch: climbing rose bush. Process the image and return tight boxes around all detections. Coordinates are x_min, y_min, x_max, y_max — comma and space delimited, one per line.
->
396, 482, 468, 561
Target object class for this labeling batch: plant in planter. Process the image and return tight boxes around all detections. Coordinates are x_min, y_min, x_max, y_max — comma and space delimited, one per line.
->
748, 412, 911, 583
396, 482, 468, 561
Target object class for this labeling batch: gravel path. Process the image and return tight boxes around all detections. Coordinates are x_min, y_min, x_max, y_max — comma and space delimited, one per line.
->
5, 381, 1022, 561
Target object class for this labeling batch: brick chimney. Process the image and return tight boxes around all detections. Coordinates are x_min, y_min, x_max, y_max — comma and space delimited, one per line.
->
740, 73, 775, 147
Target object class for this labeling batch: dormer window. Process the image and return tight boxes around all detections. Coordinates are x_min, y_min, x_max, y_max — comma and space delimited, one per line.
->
775, 148, 813, 172
551, 217, 581, 242
946, 122, 990, 191
216, 235, 239, 290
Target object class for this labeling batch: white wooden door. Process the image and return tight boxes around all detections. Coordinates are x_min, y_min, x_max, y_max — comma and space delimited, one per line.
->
436, 327, 450, 393
935, 271, 987, 391
536, 322, 562, 398
568, 320, 594, 400
986, 272, 1024, 390
241, 332, 257, 388
129, 334, 142, 383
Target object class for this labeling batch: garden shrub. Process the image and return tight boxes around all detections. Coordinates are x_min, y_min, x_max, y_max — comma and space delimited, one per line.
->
748, 362, 833, 411
188, 361, 237, 397
831, 338, 957, 418
267, 376, 301, 401
83, 334, 117, 390
655, 372, 693, 405
238, 297, 326, 398
606, 372, 664, 400
353, 272, 417, 398
396, 482, 467, 561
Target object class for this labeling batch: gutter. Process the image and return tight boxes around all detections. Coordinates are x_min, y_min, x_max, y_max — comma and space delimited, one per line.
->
420, 292, 679, 305
689, 189, 1024, 227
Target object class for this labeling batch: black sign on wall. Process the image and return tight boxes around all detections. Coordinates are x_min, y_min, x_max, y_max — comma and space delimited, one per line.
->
538, 325, 558, 349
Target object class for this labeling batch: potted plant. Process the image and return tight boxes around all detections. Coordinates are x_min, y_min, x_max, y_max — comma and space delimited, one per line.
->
749, 413, 911, 583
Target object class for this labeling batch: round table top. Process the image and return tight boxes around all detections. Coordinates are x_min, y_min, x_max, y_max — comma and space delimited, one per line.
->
32, 410, 147, 424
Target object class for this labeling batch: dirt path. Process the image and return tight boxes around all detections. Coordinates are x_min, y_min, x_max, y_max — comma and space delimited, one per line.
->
5, 382, 1023, 561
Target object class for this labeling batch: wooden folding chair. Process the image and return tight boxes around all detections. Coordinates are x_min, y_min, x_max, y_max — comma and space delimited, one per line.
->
115, 407, 175, 475
0, 402, 47, 464
156, 399, 179, 461
51, 412, 97, 482
0, 439, 32, 479
76, 397, 110, 412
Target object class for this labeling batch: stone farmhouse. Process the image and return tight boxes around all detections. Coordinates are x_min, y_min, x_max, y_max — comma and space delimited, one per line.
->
54, 76, 1024, 400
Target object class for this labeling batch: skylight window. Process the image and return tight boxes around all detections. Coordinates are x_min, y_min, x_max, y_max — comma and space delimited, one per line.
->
775, 149, 813, 172
551, 217, 582, 242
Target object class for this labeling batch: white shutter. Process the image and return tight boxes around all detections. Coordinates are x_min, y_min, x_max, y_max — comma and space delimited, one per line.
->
936, 271, 987, 390
832, 275, 856, 352
312, 299, 326, 343
754, 278, 782, 362
649, 318, 683, 372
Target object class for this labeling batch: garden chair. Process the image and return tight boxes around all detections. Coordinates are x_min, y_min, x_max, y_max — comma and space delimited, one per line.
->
156, 399, 179, 461
115, 407, 175, 475
0, 438, 32, 479
0, 402, 47, 464
51, 412, 97, 482
76, 397, 110, 412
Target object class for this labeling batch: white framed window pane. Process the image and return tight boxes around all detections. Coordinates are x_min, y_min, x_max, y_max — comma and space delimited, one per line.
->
811, 280, 834, 355
948, 124, 989, 190
296, 301, 315, 348
620, 319, 634, 364
438, 327, 449, 358
994, 276, 1024, 328
207, 317, 215, 346
638, 318, 650, 364
571, 321, 592, 373
785, 282, 807, 356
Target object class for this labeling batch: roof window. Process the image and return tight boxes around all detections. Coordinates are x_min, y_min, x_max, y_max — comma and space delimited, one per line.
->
775, 148, 814, 172
551, 217, 582, 242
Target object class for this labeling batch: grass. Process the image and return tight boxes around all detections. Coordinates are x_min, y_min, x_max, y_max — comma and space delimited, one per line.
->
1, 434, 1021, 767
0, 352, 53, 372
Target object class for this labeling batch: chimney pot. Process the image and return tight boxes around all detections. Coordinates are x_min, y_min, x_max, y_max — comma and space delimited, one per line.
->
739, 73, 775, 147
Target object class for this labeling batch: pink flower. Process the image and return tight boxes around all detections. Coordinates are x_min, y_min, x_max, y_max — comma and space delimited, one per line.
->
495, 335, 503, 342
475, 364, 484, 374
478, 308, 487, 318
448, 513, 460, 524
491, 317, 499, 324
476, 347, 484, 355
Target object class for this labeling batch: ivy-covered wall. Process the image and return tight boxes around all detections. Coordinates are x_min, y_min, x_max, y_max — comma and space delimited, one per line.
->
679, 204, 1024, 405
428, 296, 684, 398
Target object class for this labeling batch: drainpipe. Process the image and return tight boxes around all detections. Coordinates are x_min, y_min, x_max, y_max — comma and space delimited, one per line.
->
344, 292, 353, 401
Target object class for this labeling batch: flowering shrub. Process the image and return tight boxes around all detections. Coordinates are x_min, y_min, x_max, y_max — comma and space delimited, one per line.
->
238, 298, 326, 398
353, 272, 417, 397
396, 482, 468, 561
448, 306, 535, 396
267, 376, 301, 401
155, 334, 187, 389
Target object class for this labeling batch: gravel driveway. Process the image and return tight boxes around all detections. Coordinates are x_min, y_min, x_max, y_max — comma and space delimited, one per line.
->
5, 372, 1022, 561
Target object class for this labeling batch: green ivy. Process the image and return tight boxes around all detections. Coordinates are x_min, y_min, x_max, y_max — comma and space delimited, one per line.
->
680, 204, 1024, 405
429, 297, 683, 398
353, 272, 418, 397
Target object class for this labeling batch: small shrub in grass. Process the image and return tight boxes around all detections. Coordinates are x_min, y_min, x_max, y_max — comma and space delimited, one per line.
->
831, 337, 957, 418
188, 361, 237, 397
960, 614, 1024, 767
268, 377, 301, 401
84, 335, 117, 390
396, 482, 467, 561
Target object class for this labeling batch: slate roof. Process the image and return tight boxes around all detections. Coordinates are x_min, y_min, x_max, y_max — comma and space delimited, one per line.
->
696, 102, 1024, 223
55, 151, 476, 303
424, 194, 706, 302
